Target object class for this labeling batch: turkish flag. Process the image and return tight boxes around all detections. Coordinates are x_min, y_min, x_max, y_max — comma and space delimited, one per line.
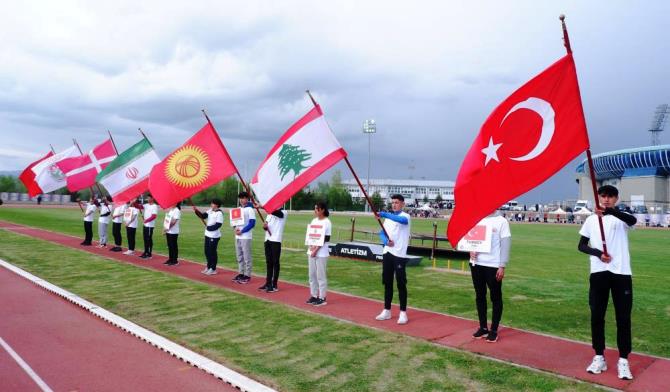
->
56, 139, 117, 192
447, 54, 589, 246
464, 225, 486, 241
148, 123, 237, 208
19, 151, 54, 197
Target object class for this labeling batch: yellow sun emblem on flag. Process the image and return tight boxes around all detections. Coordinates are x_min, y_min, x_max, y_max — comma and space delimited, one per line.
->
165, 145, 211, 188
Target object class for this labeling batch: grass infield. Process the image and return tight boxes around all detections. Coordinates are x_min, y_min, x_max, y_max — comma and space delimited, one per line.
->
1, 206, 669, 360
0, 230, 598, 391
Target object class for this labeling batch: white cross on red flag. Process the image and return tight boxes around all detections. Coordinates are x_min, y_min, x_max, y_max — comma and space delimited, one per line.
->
56, 139, 117, 192
447, 54, 590, 247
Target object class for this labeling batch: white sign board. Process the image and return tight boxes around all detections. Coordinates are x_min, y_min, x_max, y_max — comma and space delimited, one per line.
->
305, 223, 327, 247
123, 208, 136, 225
163, 215, 172, 231
229, 207, 245, 227
456, 224, 492, 253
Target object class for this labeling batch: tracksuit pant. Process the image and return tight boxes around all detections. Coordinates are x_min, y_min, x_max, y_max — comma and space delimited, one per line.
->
98, 222, 108, 245
204, 237, 220, 270
308, 256, 328, 299
126, 227, 136, 251
264, 240, 281, 288
112, 222, 122, 247
236, 238, 253, 276
382, 252, 408, 311
589, 271, 633, 358
83, 221, 93, 244
166, 233, 179, 261
143, 227, 154, 256
470, 264, 503, 331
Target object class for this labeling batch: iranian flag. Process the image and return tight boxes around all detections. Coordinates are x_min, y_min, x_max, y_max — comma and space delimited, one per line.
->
96, 138, 161, 204
251, 104, 347, 213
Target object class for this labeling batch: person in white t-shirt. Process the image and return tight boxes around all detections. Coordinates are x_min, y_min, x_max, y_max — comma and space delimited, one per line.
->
163, 202, 182, 266
194, 198, 225, 275
97, 196, 111, 247
139, 194, 159, 259
468, 212, 511, 343
579, 185, 636, 380
306, 201, 331, 306
123, 198, 140, 255
110, 200, 127, 252
233, 192, 256, 284
257, 205, 286, 293
78, 196, 97, 246
375, 194, 412, 325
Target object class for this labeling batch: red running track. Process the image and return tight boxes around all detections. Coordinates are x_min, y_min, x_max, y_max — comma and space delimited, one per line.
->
0, 266, 237, 391
1, 220, 668, 391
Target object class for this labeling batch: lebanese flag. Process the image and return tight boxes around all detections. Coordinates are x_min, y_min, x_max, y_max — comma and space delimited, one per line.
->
56, 139, 117, 192
19, 151, 54, 197
30, 146, 80, 195
447, 54, 589, 247
96, 138, 161, 204
251, 104, 347, 213
148, 123, 237, 209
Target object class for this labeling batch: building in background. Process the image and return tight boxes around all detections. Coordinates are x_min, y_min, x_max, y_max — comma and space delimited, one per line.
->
343, 179, 454, 206
575, 145, 670, 212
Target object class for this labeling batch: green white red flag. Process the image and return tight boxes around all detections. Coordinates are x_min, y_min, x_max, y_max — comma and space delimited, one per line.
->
96, 138, 161, 204
251, 104, 347, 212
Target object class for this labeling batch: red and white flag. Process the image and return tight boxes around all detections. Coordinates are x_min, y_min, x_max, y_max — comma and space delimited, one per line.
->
447, 54, 590, 246
19, 151, 54, 197
251, 104, 347, 213
26, 146, 80, 195
56, 139, 117, 192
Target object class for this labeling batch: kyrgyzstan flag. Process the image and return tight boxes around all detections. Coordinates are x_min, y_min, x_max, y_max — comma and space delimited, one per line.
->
251, 104, 347, 213
148, 123, 237, 208
447, 54, 589, 247
19, 151, 54, 197
56, 139, 117, 192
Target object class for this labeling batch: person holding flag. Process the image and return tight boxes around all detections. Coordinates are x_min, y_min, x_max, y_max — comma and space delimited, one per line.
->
78, 196, 97, 246
110, 200, 127, 252
123, 198, 140, 255
163, 202, 182, 266
97, 196, 112, 248
375, 194, 411, 325
233, 192, 256, 284
467, 212, 511, 343
257, 204, 287, 293
579, 185, 636, 380
139, 194, 158, 259
193, 199, 224, 275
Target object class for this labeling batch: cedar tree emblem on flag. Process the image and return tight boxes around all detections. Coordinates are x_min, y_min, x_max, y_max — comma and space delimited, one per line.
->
278, 144, 311, 180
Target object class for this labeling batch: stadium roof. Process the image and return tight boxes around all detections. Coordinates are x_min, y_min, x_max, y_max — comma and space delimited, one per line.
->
576, 145, 670, 180
342, 179, 455, 187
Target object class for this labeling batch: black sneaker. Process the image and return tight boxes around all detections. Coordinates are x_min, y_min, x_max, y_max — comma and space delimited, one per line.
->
313, 297, 327, 306
258, 284, 269, 291
486, 331, 498, 343
163, 260, 174, 265
472, 328, 489, 339
232, 274, 243, 282
81, 242, 91, 246
238, 276, 250, 284
306, 296, 318, 304
166, 261, 179, 266
139, 254, 148, 259
266, 286, 278, 293
111, 247, 123, 252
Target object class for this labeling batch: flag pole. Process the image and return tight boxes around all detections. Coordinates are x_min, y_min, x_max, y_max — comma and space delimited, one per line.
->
107, 130, 119, 155
305, 90, 389, 238
200, 109, 270, 230
187, 197, 207, 226
560, 14, 608, 257
49, 144, 56, 154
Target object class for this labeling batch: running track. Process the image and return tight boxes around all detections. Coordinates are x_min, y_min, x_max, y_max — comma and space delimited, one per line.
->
1, 220, 668, 391
0, 265, 238, 391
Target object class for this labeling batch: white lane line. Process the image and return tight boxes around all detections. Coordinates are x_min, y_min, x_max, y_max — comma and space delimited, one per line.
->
0, 336, 54, 392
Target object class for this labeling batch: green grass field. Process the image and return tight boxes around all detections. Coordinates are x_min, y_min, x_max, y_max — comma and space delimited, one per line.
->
0, 205, 668, 364
0, 229, 600, 391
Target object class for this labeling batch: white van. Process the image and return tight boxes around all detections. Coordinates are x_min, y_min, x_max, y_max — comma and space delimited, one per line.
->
574, 200, 591, 212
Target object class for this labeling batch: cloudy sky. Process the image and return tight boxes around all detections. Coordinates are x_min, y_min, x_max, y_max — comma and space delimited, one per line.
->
1, 1, 668, 202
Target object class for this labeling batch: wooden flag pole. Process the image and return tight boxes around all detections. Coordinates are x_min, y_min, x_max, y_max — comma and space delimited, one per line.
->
107, 130, 119, 155
305, 90, 389, 238
187, 197, 207, 226
560, 14, 608, 257
200, 109, 270, 233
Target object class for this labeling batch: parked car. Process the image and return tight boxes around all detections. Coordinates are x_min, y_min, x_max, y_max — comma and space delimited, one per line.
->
615, 203, 631, 213
632, 205, 648, 214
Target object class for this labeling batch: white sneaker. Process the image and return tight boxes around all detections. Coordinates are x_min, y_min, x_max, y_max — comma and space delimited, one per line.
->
205, 269, 217, 275
124, 250, 134, 255
586, 355, 607, 374
617, 358, 633, 380
375, 309, 391, 321
201, 268, 210, 274
397, 311, 408, 325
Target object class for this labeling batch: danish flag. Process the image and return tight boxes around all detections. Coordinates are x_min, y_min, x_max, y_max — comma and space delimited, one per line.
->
56, 139, 117, 192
